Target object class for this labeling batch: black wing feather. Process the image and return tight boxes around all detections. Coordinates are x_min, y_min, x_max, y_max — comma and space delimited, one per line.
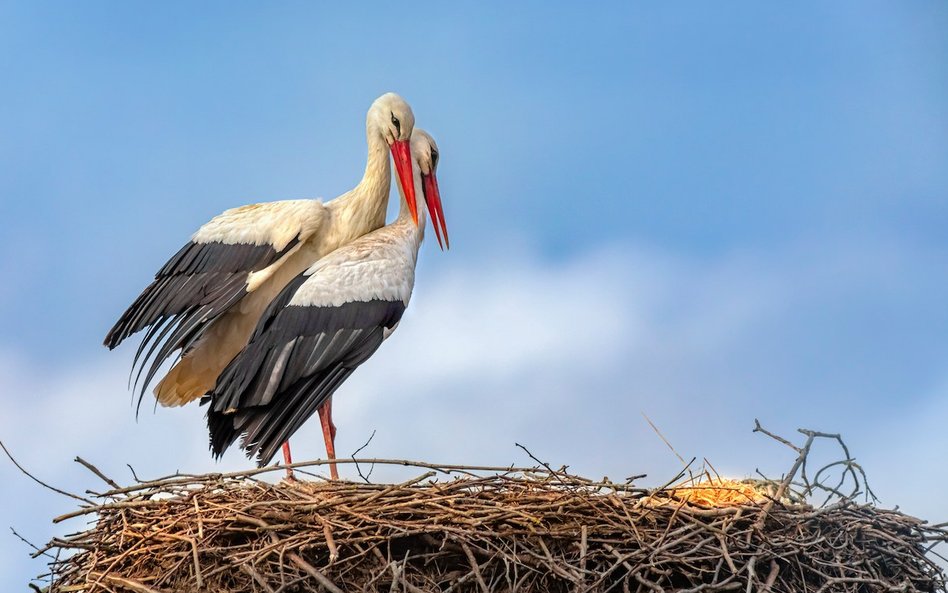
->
104, 238, 300, 406
205, 275, 405, 465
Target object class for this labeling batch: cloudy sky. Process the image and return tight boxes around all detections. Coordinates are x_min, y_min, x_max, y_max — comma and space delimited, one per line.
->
2, 1, 947, 586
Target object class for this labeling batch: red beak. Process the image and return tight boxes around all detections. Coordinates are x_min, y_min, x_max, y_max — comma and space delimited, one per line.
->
390, 139, 417, 224
423, 171, 449, 250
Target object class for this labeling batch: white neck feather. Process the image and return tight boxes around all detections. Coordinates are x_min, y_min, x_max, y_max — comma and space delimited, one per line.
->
331, 122, 392, 233
356, 125, 392, 197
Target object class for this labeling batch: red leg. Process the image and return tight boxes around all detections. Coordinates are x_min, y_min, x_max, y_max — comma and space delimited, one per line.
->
282, 441, 294, 480
317, 396, 339, 480
326, 397, 337, 441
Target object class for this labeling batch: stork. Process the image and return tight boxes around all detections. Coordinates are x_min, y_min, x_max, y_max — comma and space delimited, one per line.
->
103, 93, 418, 467
205, 129, 447, 479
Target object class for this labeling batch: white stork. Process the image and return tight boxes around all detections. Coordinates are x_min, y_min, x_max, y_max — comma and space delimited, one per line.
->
205, 129, 447, 479
104, 93, 418, 427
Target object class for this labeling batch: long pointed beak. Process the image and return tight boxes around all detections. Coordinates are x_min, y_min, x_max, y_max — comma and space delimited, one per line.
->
390, 140, 417, 224
422, 171, 449, 250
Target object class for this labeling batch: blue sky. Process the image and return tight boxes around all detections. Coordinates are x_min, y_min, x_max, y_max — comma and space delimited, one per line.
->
1, 2, 947, 587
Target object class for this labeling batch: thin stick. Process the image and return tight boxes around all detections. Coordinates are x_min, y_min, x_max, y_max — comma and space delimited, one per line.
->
287, 552, 345, 593
75, 456, 121, 489
100, 457, 544, 497
11, 527, 54, 559
351, 429, 377, 483
0, 441, 93, 504
515, 442, 568, 485
642, 412, 687, 465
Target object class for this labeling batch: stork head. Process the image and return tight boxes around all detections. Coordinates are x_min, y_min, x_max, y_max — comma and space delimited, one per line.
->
411, 129, 449, 250
368, 92, 417, 217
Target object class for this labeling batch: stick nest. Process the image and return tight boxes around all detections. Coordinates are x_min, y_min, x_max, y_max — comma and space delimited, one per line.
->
23, 425, 946, 592
35, 455, 947, 593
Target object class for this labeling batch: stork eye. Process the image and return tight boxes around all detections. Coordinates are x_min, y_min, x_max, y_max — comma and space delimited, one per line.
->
430, 149, 439, 167
390, 113, 401, 135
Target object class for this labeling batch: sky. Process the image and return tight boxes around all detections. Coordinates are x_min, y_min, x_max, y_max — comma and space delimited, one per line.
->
1, 1, 947, 587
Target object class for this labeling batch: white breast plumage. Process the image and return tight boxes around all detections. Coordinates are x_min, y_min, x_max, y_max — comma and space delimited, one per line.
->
290, 238, 417, 308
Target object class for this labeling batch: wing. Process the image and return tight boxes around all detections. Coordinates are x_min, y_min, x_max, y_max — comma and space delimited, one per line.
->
104, 200, 326, 402
205, 248, 411, 466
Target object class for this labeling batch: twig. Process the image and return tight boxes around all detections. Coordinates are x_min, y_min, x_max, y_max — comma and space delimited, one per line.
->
99, 457, 546, 497
239, 563, 276, 593
287, 552, 345, 593
0, 440, 93, 504
460, 541, 490, 593
75, 456, 121, 489
515, 442, 568, 484
643, 412, 687, 465
351, 429, 377, 483
100, 574, 169, 593
11, 527, 54, 559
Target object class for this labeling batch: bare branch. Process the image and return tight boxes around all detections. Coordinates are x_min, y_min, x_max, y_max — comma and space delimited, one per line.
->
0, 440, 93, 504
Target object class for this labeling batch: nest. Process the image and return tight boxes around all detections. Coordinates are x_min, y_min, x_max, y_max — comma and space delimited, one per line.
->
25, 427, 948, 593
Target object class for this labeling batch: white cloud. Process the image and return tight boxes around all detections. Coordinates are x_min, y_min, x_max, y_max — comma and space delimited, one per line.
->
2, 238, 946, 586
